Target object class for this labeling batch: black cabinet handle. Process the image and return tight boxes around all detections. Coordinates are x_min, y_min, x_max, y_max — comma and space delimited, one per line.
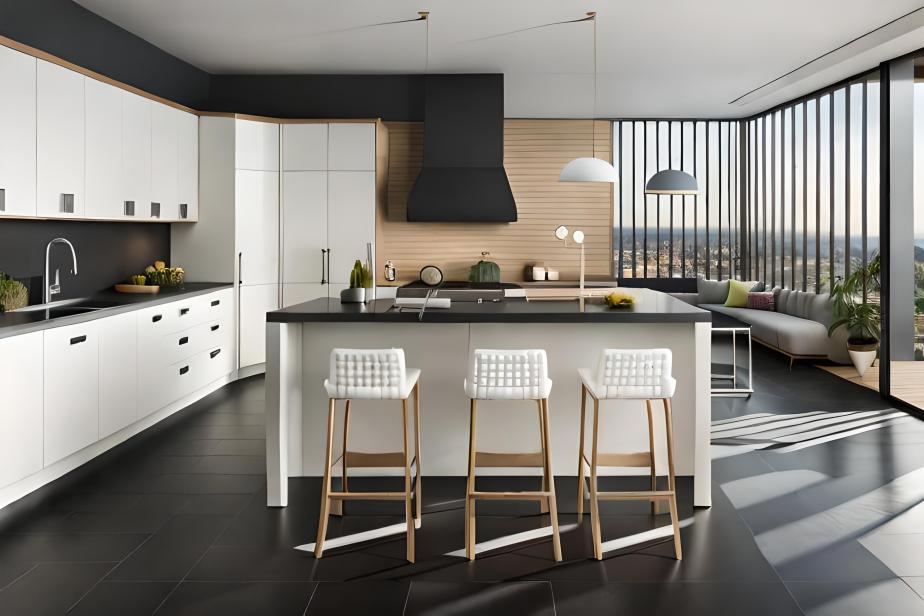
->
211, 299, 220, 307
326, 248, 331, 283
320, 249, 327, 284
180, 307, 190, 316
210, 324, 219, 332
210, 349, 221, 359
70, 335, 86, 345
238, 252, 243, 285
178, 336, 189, 345
152, 314, 162, 323
179, 365, 189, 375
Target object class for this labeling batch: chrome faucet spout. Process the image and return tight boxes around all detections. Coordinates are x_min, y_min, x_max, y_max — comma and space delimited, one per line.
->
44, 238, 78, 304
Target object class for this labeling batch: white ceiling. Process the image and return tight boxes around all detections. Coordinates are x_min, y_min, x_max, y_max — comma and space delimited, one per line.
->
75, 0, 924, 118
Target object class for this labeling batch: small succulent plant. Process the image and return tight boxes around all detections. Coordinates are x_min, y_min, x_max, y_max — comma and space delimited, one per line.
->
0, 272, 28, 312
349, 260, 373, 289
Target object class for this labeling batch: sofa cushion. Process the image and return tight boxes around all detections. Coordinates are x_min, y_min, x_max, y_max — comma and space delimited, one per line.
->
698, 278, 729, 304
747, 292, 775, 311
702, 303, 832, 357
701, 304, 780, 348
725, 280, 751, 307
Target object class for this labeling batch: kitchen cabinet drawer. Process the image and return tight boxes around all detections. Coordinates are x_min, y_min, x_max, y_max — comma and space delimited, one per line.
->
99, 311, 137, 438
0, 332, 43, 488
43, 321, 99, 466
158, 316, 230, 366
137, 301, 181, 341
0, 45, 37, 218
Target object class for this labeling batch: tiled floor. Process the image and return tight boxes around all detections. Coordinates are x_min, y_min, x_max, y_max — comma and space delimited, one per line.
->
0, 346, 923, 614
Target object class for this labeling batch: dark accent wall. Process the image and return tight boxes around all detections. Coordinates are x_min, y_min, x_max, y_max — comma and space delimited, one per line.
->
0, 0, 210, 109
0, 220, 170, 303
208, 74, 425, 121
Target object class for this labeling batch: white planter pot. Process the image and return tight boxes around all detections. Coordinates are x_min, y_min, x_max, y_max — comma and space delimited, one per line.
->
848, 349, 877, 377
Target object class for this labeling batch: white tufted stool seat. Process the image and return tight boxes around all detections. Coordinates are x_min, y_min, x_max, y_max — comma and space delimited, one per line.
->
576, 349, 682, 561
462, 349, 561, 561
314, 349, 422, 563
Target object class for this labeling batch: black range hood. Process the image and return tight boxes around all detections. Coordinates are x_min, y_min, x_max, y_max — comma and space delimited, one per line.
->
407, 74, 517, 222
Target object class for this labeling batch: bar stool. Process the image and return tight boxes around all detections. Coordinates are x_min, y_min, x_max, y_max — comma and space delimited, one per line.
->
314, 348, 422, 563
576, 348, 682, 561
464, 349, 562, 561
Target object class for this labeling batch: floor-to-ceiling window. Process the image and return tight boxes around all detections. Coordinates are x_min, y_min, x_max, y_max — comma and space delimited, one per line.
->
612, 120, 739, 279
742, 72, 880, 292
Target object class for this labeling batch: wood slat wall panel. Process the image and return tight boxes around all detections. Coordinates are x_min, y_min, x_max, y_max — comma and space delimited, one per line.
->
376, 119, 613, 283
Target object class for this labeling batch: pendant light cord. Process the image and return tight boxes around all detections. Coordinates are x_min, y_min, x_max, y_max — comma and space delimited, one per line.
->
420, 11, 430, 74
589, 11, 597, 157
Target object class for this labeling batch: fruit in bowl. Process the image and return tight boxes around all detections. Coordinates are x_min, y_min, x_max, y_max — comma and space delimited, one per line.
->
135, 261, 185, 287
603, 291, 635, 308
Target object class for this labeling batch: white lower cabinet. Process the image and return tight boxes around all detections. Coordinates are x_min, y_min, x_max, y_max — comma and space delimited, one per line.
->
43, 321, 99, 466
0, 332, 43, 488
98, 312, 138, 438
240, 284, 278, 367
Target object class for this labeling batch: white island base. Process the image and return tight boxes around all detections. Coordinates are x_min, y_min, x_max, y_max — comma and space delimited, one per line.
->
266, 318, 712, 509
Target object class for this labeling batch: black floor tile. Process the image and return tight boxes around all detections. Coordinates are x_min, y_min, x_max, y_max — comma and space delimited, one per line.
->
552, 580, 803, 616
0, 531, 147, 564
188, 413, 265, 427
212, 440, 266, 456
156, 581, 316, 616
122, 474, 265, 495
788, 579, 924, 616
68, 580, 175, 615
305, 581, 409, 615
405, 580, 554, 616
0, 562, 112, 615
187, 545, 318, 581
174, 426, 266, 440
58, 494, 191, 534
106, 515, 231, 581
189, 455, 266, 475
178, 495, 254, 516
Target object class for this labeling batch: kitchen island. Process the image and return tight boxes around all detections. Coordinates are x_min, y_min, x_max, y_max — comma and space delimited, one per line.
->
265, 288, 713, 508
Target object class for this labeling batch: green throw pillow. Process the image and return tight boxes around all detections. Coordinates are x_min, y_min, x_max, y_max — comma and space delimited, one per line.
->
725, 279, 751, 307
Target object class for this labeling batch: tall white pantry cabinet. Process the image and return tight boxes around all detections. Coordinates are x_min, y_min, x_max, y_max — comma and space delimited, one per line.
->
173, 117, 385, 371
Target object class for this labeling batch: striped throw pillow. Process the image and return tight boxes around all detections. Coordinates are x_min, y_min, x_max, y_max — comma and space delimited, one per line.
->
747, 292, 775, 311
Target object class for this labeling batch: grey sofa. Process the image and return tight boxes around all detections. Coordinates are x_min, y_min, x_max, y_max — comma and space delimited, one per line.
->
673, 281, 850, 365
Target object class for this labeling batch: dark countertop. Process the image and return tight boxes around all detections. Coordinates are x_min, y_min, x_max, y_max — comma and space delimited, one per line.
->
268, 289, 711, 324
0, 283, 233, 340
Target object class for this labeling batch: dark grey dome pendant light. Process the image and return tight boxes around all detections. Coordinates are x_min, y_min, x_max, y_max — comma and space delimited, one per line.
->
645, 169, 699, 195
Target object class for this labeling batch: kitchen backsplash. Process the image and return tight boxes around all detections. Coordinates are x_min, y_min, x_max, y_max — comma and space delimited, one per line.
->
0, 219, 170, 304
376, 119, 613, 284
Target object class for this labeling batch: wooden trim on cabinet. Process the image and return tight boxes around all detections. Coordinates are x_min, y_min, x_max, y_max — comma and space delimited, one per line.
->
0, 35, 200, 115
198, 112, 381, 124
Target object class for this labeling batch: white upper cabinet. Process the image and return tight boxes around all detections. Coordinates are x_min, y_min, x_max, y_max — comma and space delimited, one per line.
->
282, 171, 327, 283
283, 124, 327, 171
328, 123, 375, 171
177, 110, 199, 221
0, 45, 36, 218
150, 101, 179, 220
236, 119, 279, 171
84, 78, 123, 220
37, 59, 85, 218
235, 169, 279, 285
121, 91, 151, 221
327, 171, 376, 284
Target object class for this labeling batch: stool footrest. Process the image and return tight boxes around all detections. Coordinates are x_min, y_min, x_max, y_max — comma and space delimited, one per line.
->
583, 452, 653, 468
595, 490, 674, 501
328, 491, 413, 501
470, 490, 551, 501
342, 451, 416, 468
475, 451, 544, 468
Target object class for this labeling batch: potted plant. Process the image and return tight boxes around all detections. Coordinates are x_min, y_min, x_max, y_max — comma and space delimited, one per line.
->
340, 260, 372, 303
828, 254, 881, 376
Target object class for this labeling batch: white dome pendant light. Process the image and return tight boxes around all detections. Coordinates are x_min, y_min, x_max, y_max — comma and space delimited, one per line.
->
560, 12, 618, 183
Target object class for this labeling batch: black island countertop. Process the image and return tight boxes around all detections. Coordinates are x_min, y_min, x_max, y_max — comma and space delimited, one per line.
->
268, 289, 711, 324
0, 282, 233, 340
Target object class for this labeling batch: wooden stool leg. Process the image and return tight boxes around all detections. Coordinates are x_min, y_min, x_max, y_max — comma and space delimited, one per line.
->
646, 400, 658, 516
402, 399, 415, 563
332, 399, 351, 517
662, 398, 683, 561
576, 384, 587, 518
538, 399, 549, 514
542, 399, 562, 561
314, 399, 336, 558
413, 383, 423, 530
465, 399, 478, 560
589, 396, 603, 560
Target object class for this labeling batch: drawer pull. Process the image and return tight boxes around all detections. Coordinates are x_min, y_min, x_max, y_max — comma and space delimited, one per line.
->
152, 314, 162, 323
210, 324, 219, 332
70, 335, 87, 345
180, 307, 190, 316
179, 336, 189, 345
211, 299, 220, 307
210, 349, 221, 359
179, 365, 189, 375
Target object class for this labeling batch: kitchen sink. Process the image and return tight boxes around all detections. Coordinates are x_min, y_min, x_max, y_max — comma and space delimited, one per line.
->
45, 306, 104, 318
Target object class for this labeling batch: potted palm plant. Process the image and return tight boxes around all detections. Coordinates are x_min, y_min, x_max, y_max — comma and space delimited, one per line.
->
828, 254, 881, 376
